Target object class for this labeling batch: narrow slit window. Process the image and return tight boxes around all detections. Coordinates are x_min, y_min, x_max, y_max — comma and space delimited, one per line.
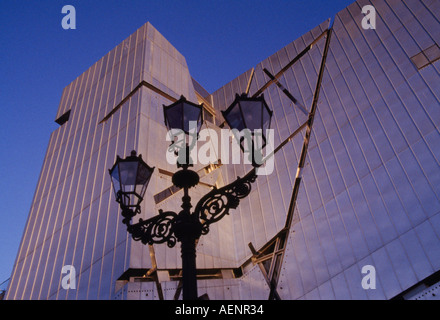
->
153, 184, 181, 204
55, 109, 71, 126
411, 44, 440, 70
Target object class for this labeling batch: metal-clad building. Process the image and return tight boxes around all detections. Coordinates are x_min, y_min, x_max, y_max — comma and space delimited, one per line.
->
6, 0, 440, 300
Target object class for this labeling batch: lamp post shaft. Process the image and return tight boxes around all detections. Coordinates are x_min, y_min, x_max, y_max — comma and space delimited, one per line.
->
180, 233, 198, 300
173, 185, 202, 300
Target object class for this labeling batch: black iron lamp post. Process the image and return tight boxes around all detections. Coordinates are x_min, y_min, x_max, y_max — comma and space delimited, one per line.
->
109, 94, 273, 300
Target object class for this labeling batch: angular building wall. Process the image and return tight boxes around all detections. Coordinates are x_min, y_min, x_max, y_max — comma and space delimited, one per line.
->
7, 0, 440, 300
210, 0, 440, 300
6, 22, 202, 300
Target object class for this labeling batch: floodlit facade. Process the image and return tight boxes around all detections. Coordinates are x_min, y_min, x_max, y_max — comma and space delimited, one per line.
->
6, 0, 440, 300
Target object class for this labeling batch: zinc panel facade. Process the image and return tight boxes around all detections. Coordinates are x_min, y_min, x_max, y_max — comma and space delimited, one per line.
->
7, 0, 440, 300
209, 0, 440, 299
6, 22, 199, 300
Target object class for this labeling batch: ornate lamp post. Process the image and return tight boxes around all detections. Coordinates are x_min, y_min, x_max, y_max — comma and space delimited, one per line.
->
109, 94, 273, 300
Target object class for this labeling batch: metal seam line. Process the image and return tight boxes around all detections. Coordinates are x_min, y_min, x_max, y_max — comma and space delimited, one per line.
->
99, 80, 178, 124
251, 27, 329, 99
244, 25, 331, 300
268, 24, 333, 300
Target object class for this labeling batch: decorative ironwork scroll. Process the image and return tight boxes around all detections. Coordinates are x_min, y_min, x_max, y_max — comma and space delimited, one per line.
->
126, 210, 178, 248
120, 167, 258, 250
194, 168, 257, 235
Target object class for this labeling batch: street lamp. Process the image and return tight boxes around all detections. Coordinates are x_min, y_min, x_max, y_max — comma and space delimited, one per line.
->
163, 95, 203, 170
108, 151, 155, 224
222, 93, 273, 166
109, 94, 273, 300
163, 95, 204, 136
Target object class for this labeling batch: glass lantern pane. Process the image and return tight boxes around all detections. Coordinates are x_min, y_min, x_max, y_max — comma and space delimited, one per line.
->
120, 192, 133, 208
119, 161, 138, 193
110, 166, 121, 194
135, 183, 146, 200
239, 100, 262, 131
135, 164, 152, 198
136, 163, 152, 185
224, 103, 245, 131
183, 103, 202, 134
165, 103, 183, 131
262, 104, 271, 132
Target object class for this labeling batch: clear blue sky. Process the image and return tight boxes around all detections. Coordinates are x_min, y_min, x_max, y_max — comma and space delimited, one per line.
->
0, 0, 354, 286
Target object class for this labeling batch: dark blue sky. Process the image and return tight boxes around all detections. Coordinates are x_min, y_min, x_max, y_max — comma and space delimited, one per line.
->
0, 0, 354, 286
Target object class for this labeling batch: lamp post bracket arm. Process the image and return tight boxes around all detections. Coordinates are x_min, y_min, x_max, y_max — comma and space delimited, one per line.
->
194, 168, 257, 233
